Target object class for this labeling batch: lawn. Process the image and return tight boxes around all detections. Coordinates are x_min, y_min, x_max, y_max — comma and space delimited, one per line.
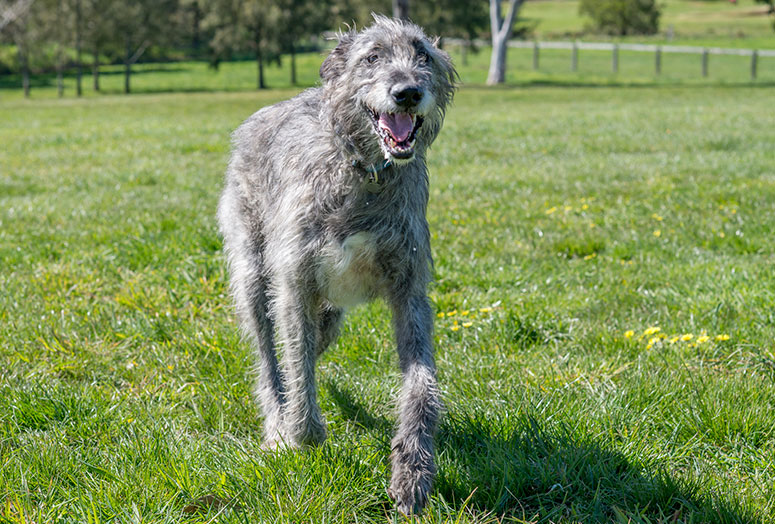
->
2, 61, 775, 523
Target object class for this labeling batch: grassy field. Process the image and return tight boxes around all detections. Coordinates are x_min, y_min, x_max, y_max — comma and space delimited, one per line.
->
2, 53, 775, 523
522, 0, 775, 44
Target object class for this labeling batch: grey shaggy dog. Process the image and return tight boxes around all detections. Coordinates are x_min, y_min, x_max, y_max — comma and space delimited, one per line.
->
217, 16, 456, 514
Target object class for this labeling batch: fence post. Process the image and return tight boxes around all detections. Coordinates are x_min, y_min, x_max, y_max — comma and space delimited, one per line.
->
612, 44, 619, 73
751, 50, 758, 80
702, 48, 708, 77
571, 42, 578, 72
655, 46, 661, 75
533, 41, 539, 70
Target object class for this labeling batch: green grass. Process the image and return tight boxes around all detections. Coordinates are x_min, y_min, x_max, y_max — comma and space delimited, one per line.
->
521, 0, 775, 45
3, 61, 775, 523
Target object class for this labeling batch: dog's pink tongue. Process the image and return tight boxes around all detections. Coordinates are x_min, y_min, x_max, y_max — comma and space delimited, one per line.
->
379, 112, 413, 142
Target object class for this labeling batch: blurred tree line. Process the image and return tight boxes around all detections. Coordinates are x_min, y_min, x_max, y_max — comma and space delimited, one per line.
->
0, 0, 488, 96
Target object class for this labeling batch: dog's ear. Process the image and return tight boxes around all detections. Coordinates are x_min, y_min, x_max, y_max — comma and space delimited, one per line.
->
320, 31, 354, 84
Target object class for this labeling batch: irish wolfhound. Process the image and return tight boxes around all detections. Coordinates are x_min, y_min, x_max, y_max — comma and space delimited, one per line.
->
217, 16, 456, 514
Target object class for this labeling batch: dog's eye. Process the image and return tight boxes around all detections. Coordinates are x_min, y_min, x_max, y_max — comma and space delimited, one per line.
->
366, 54, 379, 64
417, 50, 430, 64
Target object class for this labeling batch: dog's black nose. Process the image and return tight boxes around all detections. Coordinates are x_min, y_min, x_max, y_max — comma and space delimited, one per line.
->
391, 86, 423, 108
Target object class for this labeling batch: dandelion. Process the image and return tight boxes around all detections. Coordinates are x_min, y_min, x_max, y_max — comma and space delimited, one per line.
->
581, 204, 589, 210
545, 207, 558, 215
461, 310, 469, 316
479, 307, 492, 313
624, 330, 635, 339
462, 322, 473, 328
652, 213, 663, 221
451, 325, 460, 332
446, 310, 457, 317
643, 327, 661, 336
716, 334, 730, 341
584, 253, 597, 260
436, 312, 444, 318
669, 336, 680, 344
681, 334, 693, 341
648, 336, 660, 346
697, 335, 710, 343
653, 230, 661, 237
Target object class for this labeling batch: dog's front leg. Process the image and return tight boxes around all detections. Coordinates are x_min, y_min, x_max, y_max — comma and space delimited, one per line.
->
274, 278, 327, 447
388, 293, 440, 515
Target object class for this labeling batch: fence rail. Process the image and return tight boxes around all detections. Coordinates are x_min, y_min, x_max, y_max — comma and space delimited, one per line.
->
448, 38, 775, 79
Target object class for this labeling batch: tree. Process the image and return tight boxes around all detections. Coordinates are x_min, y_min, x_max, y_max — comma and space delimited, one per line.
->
2, 0, 38, 96
579, 0, 661, 36
204, 0, 281, 89
487, 0, 524, 85
109, 0, 176, 93
81, 0, 115, 91
413, 0, 488, 58
278, 0, 331, 85
0, 0, 33, 32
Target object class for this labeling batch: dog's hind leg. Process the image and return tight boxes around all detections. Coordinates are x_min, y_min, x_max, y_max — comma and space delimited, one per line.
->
388, 293, 440, 515
274, 276, 327, 447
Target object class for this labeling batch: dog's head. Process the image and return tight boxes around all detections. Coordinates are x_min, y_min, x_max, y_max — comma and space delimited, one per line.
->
320, 15, 457, 165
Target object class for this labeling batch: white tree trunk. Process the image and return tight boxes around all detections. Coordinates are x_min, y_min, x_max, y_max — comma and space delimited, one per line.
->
487, 0, 523, 85
393, 0, 409, 20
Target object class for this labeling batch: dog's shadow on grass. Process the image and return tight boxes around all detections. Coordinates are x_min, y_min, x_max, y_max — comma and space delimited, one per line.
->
326, 381, 759, 523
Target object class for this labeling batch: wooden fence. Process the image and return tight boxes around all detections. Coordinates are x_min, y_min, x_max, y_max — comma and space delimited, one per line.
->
450, 39, 775, 80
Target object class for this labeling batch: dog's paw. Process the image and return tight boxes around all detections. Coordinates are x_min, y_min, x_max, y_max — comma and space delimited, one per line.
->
387, 460, 432, 516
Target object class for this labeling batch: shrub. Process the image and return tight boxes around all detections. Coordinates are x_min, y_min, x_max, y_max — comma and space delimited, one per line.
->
579, 0, 662, 36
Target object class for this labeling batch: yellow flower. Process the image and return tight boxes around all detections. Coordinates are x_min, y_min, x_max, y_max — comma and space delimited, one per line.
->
461, 310, 469, 316
545, 207, 557, 215
624, 330, 635, 339
651, 213, 663, 221
653, 230, 661, 237
581, 204, 589, 210
450, 325, 460, 332
681, 334, 693, 341
716, 334, 730, 341
648, 337, 660, 346
462, 322, 473, 328
446, 310, 457, 317
479, 307, 492, 313
436, 312, 444, 318
697, 335, 710, 344
669, 336, 680, 344
643, 327, 661, 336
584, 253, 597, 260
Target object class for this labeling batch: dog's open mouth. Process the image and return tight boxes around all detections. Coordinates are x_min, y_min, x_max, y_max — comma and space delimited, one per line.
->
367, 108, 424, 160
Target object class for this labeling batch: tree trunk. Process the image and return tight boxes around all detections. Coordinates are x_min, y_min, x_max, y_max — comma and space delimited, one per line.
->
257, 49, 265, 89
75, 0, 82, 96
93, 45, 100, 91
56, 60, 64, 97
18, 44, 30, 98
124, 36, 131, 94
290, 43, 296, 86
393, 0, 409, 20
487, 0, 523, 86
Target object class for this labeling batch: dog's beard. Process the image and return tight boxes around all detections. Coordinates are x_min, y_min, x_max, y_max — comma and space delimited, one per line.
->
365, 106, 424, 161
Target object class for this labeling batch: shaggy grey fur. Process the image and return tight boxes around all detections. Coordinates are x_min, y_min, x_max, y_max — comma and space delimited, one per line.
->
217, 16, 456, 515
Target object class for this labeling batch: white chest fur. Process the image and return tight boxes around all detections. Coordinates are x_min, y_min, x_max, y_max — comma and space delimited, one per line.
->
318, 232, 381, 309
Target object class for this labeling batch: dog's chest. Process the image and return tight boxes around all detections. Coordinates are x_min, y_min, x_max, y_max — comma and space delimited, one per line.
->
318, 232, 382, 309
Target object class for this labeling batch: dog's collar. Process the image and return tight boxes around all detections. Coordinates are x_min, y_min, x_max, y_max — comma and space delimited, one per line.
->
351, 158, 392, 194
